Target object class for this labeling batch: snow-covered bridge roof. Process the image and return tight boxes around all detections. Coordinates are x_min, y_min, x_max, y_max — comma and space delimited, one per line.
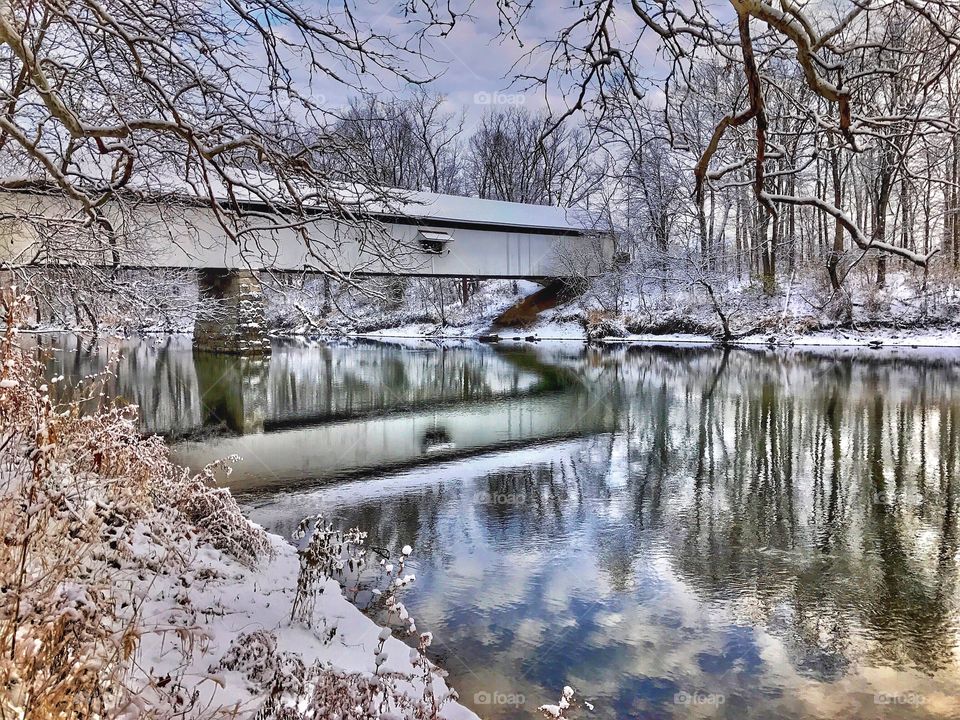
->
113, 174, 603, 235
366, 190, 600, 234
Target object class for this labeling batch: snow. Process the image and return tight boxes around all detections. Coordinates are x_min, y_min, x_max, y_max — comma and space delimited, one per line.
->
733, 328, 960, 349
118, 176, 601, 233
128, 526, 478, 719
348, 318, 960, 350
372, 188, 600, 232
538, 686, 575, 718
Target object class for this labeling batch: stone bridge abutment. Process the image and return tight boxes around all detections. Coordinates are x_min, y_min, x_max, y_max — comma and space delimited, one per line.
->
194, 269, 270, 355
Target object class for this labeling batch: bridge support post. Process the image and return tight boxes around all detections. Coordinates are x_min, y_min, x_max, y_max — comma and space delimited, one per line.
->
193, 350, 268, 434
194, 269, 270, 355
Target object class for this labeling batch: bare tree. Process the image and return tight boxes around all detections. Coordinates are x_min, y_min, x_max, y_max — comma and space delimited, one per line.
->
466, 107, 604, 207
502, 0, 960, 274
0, 0, 467, 275
335, 91, 464, 194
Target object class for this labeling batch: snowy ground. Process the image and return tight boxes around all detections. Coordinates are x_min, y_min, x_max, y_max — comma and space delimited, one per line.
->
128, 526, 477, 719
309, 268, 960, 349
347, 312, 960, 349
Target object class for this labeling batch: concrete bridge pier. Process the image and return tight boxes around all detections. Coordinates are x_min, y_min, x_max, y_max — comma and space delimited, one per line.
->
194, 269, 270, 355
193, 349, 269, 434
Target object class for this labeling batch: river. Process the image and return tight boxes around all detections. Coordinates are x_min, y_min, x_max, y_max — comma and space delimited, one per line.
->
36, 333, 960, 719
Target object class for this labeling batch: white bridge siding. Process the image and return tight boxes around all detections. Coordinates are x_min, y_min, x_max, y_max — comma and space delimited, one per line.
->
0, 190, 610, 279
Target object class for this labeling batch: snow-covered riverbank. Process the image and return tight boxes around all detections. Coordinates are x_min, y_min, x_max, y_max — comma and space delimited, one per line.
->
0, 303, 476, 720
350, 319, 960, 350
128, 525, 476, 719
276, 271, 960, 350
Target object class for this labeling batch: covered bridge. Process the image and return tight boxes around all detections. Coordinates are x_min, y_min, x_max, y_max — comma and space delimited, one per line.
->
0, 188, 613, 352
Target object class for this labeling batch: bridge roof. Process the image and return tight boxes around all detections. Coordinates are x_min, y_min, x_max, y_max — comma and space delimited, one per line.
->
368, 190, 601, 234
5, 176, 603, 235
168, 175, 601, 234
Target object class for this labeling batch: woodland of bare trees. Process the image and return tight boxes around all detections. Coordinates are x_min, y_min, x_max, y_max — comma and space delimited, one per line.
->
2, 0, 960, 334
506, 0, 960, 327
332, 99, 606, 208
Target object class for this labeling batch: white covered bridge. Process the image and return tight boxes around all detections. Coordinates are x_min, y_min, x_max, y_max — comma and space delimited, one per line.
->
0, 188, 613, 352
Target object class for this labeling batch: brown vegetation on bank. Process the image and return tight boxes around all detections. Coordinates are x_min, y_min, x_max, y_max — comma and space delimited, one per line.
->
0, 294, 268, 719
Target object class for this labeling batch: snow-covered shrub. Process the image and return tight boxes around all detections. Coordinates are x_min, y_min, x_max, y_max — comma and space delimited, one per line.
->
216, 629, 308, 717
0, 294, 267, 719
303, 664, 456, 720
624, 312, 718, 336
290, 516, 368, 625
366, 545, 417, 636
860, 281, 886, 322
217, 629, 455, 720
351, 310, 441, 334
153, 458, 269, 568
584, 311, 627, 340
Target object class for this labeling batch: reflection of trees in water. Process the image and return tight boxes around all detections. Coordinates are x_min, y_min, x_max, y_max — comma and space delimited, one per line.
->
31, 333, 202, 435
616, 350, 960, 678
328, 349, 960, 680
321, 487, 451, 564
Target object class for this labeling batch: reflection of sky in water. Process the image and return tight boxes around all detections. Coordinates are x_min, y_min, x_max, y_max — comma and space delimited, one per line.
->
247, 432, 960, 720
36, 335, 960, 718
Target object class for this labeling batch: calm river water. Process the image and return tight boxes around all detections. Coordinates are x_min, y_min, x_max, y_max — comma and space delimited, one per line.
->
36, 334, 960, 719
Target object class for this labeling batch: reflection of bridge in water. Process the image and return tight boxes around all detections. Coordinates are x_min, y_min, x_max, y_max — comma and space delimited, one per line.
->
175, 389, 620, 491
35, 335, 622, 491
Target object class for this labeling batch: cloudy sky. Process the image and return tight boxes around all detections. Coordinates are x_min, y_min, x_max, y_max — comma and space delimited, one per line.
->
280, 0, 685, 137
302, 0, 662, 126
307, 1, 562, 118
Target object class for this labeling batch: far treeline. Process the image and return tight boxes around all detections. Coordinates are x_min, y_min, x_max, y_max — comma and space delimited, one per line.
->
1, 0, 959, 331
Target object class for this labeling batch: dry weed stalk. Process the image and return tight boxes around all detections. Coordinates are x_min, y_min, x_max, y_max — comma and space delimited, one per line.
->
0, 293, 266, 719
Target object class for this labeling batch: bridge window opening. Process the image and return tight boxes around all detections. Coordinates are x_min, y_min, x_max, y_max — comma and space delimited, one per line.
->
417, 229, 452, 254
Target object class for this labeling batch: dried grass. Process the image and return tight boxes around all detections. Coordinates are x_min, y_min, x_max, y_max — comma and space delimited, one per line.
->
0, 294, 267, 719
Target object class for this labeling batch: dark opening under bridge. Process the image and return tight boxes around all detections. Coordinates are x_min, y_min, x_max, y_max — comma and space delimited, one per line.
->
0, 188, 614, 353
